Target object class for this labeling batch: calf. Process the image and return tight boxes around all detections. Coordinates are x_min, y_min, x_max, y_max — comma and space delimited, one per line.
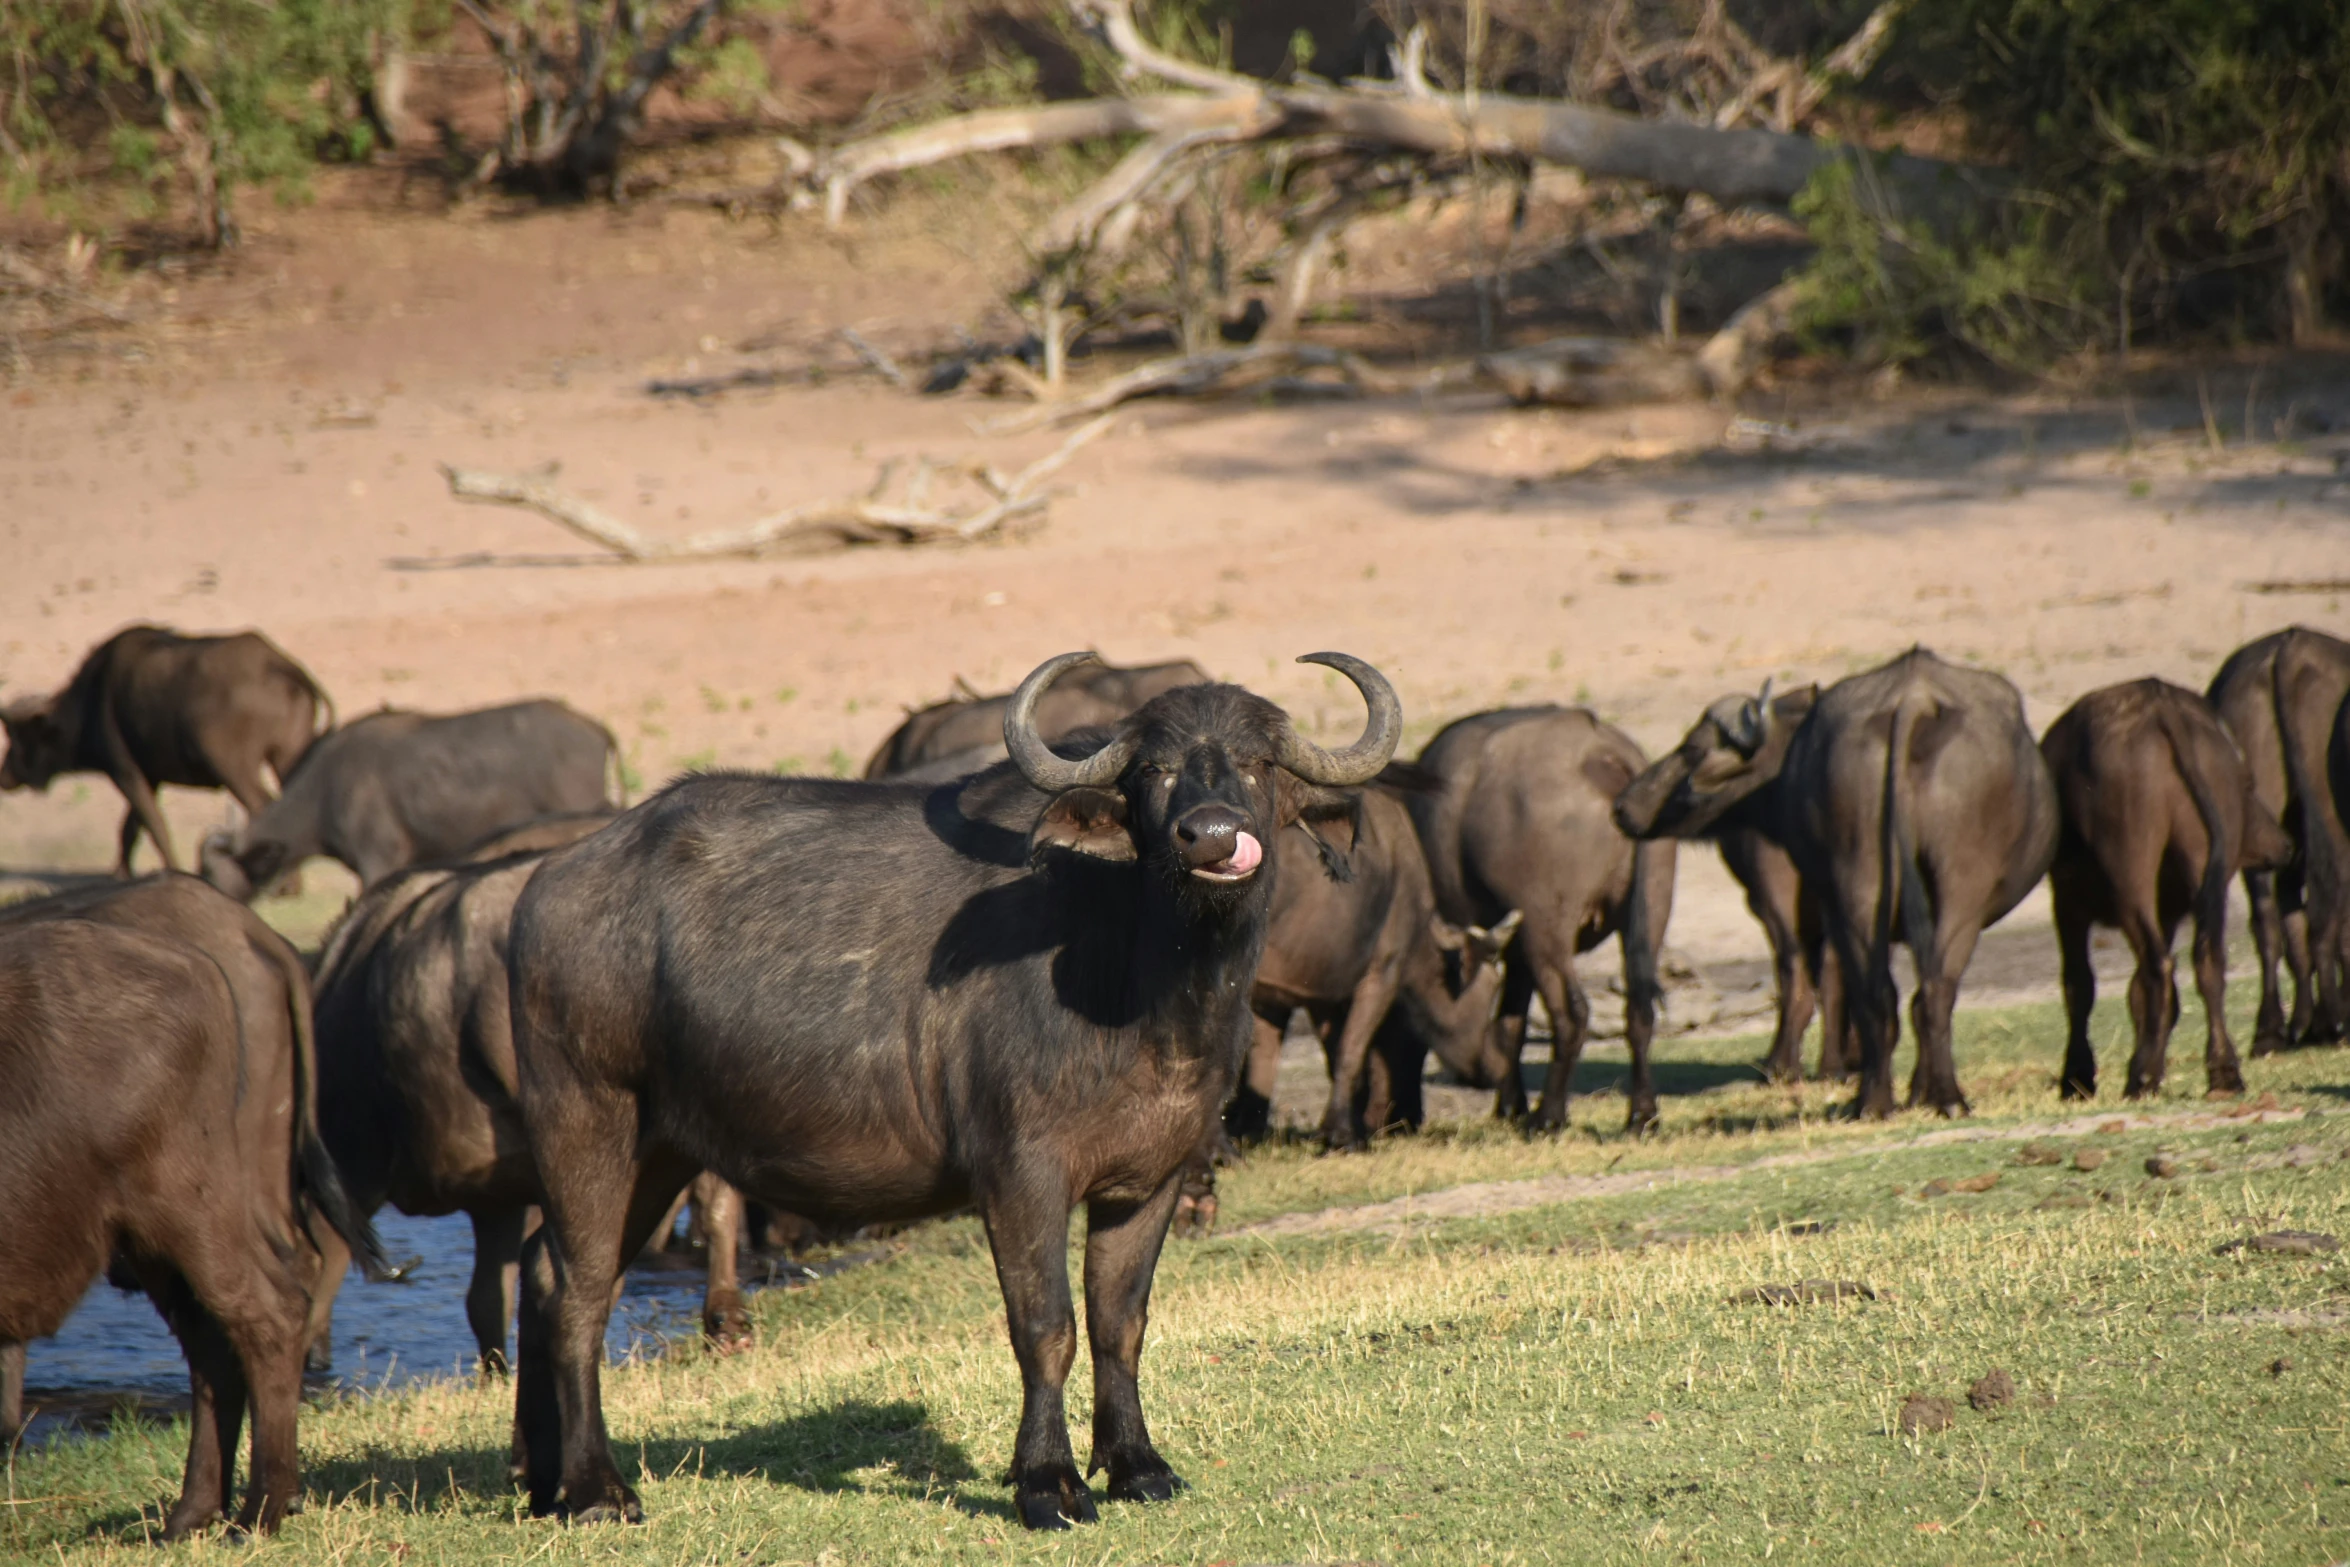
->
2042, 679, 2294, 1099
1614, 687, 1855, 1082
1233, 781, 1516, 1148
1404, 707, 1677, 1132
506, 652, 1398, 1528
0, 911, 381, 1536
306, 812, 749, 1390
863, 658, 1209, 778
200, 699, 618, 898
2207, 627, 2350, 1047
1, 626, 329, 874
1618, 649, 2056, 1117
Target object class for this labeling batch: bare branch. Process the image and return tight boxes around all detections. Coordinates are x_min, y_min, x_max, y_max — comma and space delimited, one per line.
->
1070, 0, 1257, 95
841, 327, 913, 390
981, 345, 1407, 433
437, 416, 1116, 559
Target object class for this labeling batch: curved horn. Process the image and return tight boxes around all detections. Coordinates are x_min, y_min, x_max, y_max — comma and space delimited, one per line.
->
1273, 652, 1402, 786
1004, 652, 1134, 791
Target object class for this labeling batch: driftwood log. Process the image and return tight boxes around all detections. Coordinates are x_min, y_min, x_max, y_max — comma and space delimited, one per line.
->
439, 414, 1115, 559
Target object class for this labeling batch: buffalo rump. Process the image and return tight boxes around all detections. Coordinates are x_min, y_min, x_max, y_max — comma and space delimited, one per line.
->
0, 907, 380, 1536
2042, 678, 2294, 1098
506, 652, 1399, 1528
1619, 649, 2057, 1117
200, 699, 618, 899
0, 626, 329, 875
2207, 627, 2350, 1047
1404, 706, 1676, 1132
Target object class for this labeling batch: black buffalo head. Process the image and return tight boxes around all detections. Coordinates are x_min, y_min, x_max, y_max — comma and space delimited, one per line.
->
1613, 681, 1817, 840
1008, 651, 1400, 892
0, 696, 67, 791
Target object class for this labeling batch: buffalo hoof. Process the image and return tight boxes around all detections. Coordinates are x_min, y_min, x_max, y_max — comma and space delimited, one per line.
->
702, 1309, 753, 1355
560, 1472, 644, 1525
161, 1503, 223, 1541
1626, 1102, 1661, 1136
1107, 1464, 1188, 1504
1014, 1468, 1096, 1530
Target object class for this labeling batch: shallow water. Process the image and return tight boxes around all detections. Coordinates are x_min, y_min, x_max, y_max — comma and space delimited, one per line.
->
12, 1210, 724, 1445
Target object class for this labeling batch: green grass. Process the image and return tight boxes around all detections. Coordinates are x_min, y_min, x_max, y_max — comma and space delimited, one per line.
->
8, 994, 2347, 1564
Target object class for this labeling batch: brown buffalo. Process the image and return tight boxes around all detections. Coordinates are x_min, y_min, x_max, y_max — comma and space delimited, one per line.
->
1616, 650, 2057, 1118
306, 814, 752, 1392
863, 658, 1210, 779
1234, 781, 1516, 1148
2042, 678, 2294, 1099
1404, 707, 1677, 1132
2207, 626, 2350, 1047
1612, 687, 1856, 1083
0, 905, 380, 1536
1, 626, 330, 875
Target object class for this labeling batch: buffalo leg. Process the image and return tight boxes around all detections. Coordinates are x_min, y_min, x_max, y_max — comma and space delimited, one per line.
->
1838, 916, 1901, 1118
107, 764, 177, 875
1224, 1012, 1285, 1143
981, 1179, 1094, 1530
1322, 964, 1403, 1150
2246, 870, 2292, 1054
1083, 1177, 1187, 1505
517, 1147, 695, 1522
467, 1206, 530, 1376
2193, 897, 2247, 1096
2056, 884, 2100, 1099
693, 1175, 751, 1350
0, 1340, 22, 1440
150, 1284, 239, 1538
1904, 919, 1980, 1116
1491, 956, 1538, 1121
1761, 918, 1817, 1085
2118, 907, 2179, 1099
145, 1240, 306, 1537
1528, 950, 1592, 1133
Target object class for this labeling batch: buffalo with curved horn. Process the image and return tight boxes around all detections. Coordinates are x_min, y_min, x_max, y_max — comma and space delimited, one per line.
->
507, 652, 1398, 1530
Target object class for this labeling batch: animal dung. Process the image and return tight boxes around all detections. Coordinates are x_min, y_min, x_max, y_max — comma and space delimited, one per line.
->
2072, 1148, 2110, 1172
1732, 1280, 1878, 1306
2016, 1142, 2064, 1166
2034, 1193, 2091, 1211
2269, 1357, 2294, 1376
2097, 1119, 2129, 1134
1898, 1394, 1955, 1435
1922, 1172, 2000, 1196
2145, 1154, 2182, 1179
2213, 1230, 2341, 1258
1967, 1369, 2016, 1411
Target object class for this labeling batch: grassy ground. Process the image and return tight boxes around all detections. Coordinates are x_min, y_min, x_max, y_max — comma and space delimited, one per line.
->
7, 992, 2347, 1565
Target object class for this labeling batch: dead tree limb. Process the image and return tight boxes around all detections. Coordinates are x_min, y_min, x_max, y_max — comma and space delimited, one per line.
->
980, 345, 1417, 432
439, 415, 1115, 558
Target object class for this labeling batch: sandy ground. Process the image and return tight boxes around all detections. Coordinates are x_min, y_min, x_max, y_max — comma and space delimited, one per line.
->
5, 178, 2348, 1035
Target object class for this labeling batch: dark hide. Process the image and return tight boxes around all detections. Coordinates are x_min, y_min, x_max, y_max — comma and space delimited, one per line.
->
1233, 785, 1514, 1148
0, 906, 380, 1537
1613, 688, 1856, 1083
0, 626, 330, 875
863, 659, 1210, 779
2042, 679, 2294, 1100
506, 658, 1397, 1530
1403, 707, 1677, 1133
2207, 626, 2350, 1048
1621, 649, 2056, 1118
305, 810, 745, 1396
199, 700, 619, 899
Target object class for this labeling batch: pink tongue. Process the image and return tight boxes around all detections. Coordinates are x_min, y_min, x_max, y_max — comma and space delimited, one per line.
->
1226, 830, 1263, 873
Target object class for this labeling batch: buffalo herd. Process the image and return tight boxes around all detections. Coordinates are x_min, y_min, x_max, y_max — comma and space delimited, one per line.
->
3, 616, 2348, 1534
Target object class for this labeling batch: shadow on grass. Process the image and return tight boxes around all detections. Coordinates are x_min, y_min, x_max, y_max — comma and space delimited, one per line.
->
299, 1397, 1006, 1522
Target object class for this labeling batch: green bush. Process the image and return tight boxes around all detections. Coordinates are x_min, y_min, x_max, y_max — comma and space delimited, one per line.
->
1806, 0, 2350, 362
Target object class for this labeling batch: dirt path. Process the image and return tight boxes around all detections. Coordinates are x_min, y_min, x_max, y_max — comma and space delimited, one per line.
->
5, 185, 2346, 984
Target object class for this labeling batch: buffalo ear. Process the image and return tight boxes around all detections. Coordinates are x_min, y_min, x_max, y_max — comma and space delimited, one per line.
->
1031, 787, 1137, 863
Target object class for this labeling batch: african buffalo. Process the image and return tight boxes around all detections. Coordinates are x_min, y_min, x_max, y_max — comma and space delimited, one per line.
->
507, 651, 1399, 1528
1233, 780, 1517, 1147
863, 658, 1210, 779
2207, 627, 2350, 1047
1619, 649, 2056, 1117
1404, 707, 1677, 1132
199, 699, 619, 899
306, 811, 749, 1392
2042, 679, 2294, 1099
0, 903, 381, 1536
0, 626, 330, 875
1613, 687, 1855, 1083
